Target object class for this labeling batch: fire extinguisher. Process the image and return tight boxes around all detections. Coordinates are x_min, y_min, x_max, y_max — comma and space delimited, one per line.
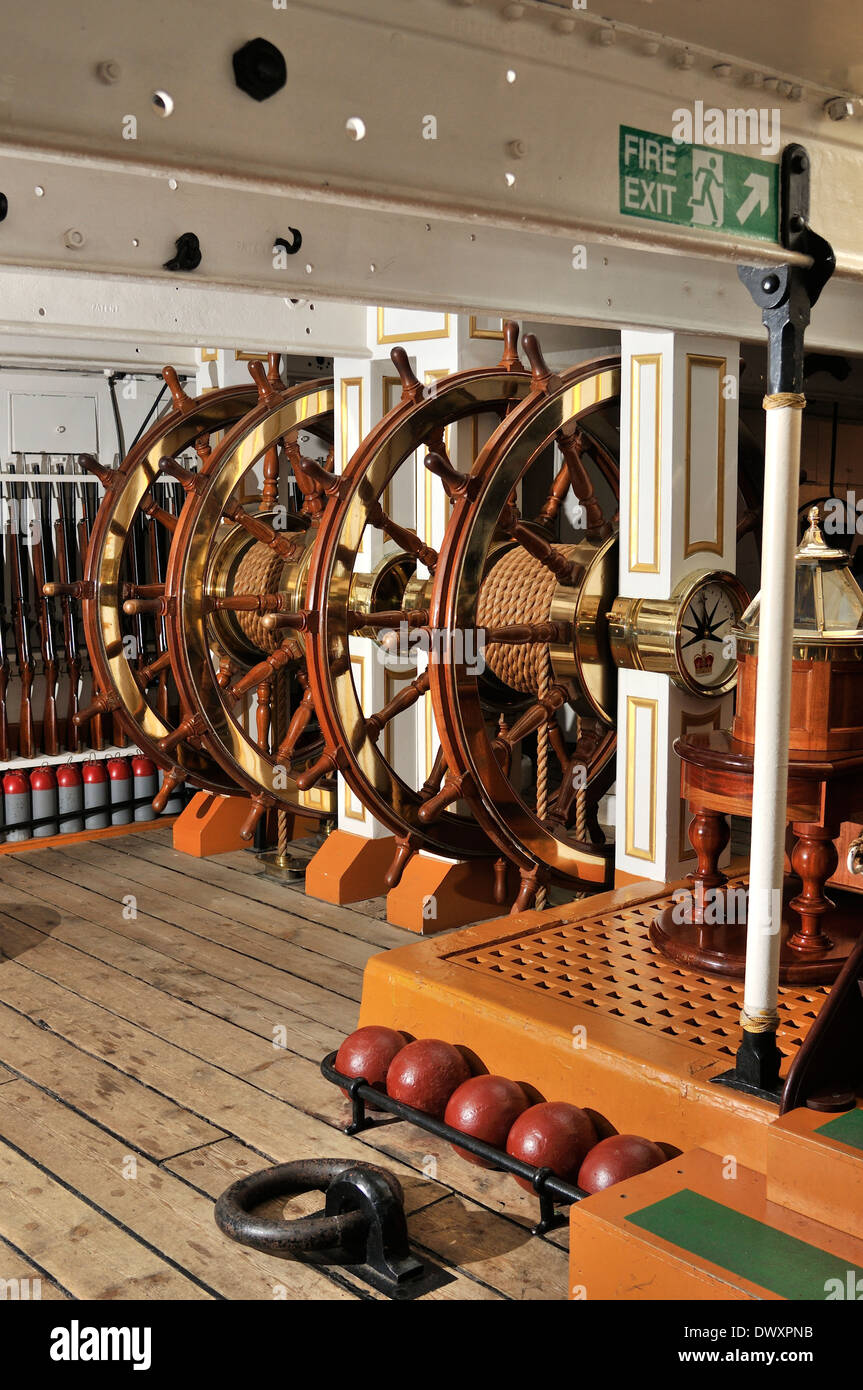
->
3, 768, 31, 843
30, 763, 59, 838
107, 757, 132, 826
83, 758, 110, 830
57, 760, 84, 834
132, 754, 158, 822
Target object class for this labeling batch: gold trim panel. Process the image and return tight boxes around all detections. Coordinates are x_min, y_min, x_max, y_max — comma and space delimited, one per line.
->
628, 353, 662, 576
377, 308, 450, 344
469, 315, 505, 340
684, 354, 726, 559
624, 695, 658, 862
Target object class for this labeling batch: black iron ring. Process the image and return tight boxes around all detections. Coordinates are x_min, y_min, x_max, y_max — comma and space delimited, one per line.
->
214, 1157, 404, 1255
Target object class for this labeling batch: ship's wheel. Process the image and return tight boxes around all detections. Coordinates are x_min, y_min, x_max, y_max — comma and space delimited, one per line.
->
47, 364, 264, 808
148, 369, 339, 838
298, 323, 535, 887
427, 344, 622, 910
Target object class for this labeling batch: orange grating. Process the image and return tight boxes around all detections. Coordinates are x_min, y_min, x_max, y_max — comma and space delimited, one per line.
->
443, 880, 829, 1068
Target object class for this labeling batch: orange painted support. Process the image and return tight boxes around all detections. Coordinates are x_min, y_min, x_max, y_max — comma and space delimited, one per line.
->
172, 791, 253, 857
305, 829, 396, 904
569, 1146, 863, 1300
767, 1104, 863, 1239
386, 855, 517, 933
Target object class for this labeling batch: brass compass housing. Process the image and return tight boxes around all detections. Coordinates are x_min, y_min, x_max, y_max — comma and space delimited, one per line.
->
608, 569, 749, 698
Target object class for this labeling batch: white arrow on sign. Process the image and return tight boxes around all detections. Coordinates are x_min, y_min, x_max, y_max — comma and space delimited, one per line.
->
736, 172, 770, 225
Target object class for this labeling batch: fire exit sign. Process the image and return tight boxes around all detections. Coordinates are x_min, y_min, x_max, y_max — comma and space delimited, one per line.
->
619, 125, 779, 242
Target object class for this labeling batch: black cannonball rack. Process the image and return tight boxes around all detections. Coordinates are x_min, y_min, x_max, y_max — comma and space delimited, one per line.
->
320, 1050, 588, 1236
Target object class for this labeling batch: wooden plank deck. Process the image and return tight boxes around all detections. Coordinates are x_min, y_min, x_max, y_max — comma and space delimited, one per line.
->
0, 828, 570, 1301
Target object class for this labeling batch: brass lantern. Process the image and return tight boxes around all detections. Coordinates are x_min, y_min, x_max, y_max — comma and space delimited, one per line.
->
732, 506, 863, 752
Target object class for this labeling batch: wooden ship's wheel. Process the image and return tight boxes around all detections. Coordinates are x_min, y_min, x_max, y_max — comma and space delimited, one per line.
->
427, 345, 622, 911
45, 364, 264, 808
298, 323, 536, 888
145, 368, 339, 839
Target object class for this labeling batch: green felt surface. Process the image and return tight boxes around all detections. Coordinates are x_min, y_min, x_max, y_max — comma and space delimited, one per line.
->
626, 1188, 863, 1300
815, 1107, 863, 1153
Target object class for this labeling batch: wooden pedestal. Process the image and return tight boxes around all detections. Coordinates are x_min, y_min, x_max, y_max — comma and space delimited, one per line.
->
652, 732, 863, 984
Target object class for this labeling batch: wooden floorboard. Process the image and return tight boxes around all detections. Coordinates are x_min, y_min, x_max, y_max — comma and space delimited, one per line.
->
0, 831, 568, 1301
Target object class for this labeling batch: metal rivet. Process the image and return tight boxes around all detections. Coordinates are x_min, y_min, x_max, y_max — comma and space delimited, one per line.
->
507, 139, 526, 159
825, 96, 855, 121
95, 60, 121, 85
64, 228, 85, 250
761, 274, 780, 293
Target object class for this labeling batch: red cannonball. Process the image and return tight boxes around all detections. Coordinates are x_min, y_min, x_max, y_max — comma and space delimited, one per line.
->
386, 1039, 472, 1119
335, 1026, 409, 1105
577, 1134, 668, 1194
505, 1102, 598, 1193
444, 1075, 530, 1167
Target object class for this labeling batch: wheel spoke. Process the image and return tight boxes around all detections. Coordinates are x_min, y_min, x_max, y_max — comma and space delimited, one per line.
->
222, 500, 304, 560
482, 620, 572, 646
365, 669, 430, 742
367, 500, 438, 571
498, 502, 582, 586
556, 428, 613, 540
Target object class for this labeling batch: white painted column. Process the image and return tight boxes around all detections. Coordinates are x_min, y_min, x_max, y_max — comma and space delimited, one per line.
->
741, 399, 802, 1029
615, 330, 739, 882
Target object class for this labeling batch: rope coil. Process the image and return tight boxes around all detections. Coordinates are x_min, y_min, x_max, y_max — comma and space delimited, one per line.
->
234, 542, 286, 653
763, 393, 806, 411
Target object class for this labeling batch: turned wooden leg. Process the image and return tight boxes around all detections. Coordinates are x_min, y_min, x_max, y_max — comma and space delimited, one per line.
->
686, 805, 729, 923
511, 865, 541, 915
788, 822, 837, 953
256, 679, 272, 753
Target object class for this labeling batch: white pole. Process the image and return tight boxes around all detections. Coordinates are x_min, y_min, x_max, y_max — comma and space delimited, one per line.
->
741, 397, 804, 1034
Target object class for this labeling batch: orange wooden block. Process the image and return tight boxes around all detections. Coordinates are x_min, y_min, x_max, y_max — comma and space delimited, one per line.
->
172, 792, 252, 857
569, 1146, 863, 1301
386, 855, 517, 934
304, 829, 396, 904
767, 1104, 863, 1238
358, 883, 826, 1171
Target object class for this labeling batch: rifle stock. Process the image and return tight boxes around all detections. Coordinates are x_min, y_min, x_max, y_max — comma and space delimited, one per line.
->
77, 480, 103, 750
146, 513, 170, 721
30, 479, 59, 756
8, 478, 34, 758
0, 480, 11, 760
54, 478, 81, 750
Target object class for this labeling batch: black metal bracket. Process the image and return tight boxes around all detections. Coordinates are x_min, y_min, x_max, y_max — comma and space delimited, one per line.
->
214, 1156, 449, 1299
738, 143, 835, 395
321, 1051, 586, 1237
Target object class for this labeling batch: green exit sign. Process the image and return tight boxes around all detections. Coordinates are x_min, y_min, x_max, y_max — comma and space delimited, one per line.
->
619, 125, 779, 242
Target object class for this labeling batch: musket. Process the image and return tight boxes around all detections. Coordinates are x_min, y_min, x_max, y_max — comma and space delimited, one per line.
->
0, 476, 12, 760
28, 475, 59, 756
53, 473, 82, 750
121, 509, 148, 746
8, 472, 35, 758
146, 510, 170, 721
76, 477, 103, 750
